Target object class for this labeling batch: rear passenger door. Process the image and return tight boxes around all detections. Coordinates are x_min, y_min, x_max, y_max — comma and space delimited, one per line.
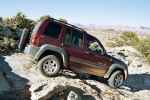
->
63, 28, 86, 73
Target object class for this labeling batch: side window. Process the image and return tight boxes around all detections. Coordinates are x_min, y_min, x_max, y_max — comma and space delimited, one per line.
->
71, 30, 83, 48
63, 28, 83, 48
87, 35, 103, 54
64, 28, 72, 45
44, 21, 61, 38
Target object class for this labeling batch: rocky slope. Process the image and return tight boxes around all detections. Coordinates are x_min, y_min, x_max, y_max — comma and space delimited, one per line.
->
0, 46, 150, 100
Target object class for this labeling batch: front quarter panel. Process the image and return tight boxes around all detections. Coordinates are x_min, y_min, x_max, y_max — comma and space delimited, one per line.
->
104, 63, 128, 80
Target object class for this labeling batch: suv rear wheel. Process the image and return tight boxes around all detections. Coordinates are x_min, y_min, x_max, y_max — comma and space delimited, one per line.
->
107, 70, 124, 88
38, 55, 61, 77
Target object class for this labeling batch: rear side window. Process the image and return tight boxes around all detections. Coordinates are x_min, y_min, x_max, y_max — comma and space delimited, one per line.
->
64, 28, 72, 45
72, 30, 83, 48
64, 28, 83, 48
44, 21, 61, 38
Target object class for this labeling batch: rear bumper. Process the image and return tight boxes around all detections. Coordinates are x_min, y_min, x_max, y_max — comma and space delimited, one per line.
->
24, 45, 40, 58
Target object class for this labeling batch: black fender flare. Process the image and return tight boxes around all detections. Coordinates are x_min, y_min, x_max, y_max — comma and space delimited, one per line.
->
34, 44, 69, 67
104, 64, 128, 80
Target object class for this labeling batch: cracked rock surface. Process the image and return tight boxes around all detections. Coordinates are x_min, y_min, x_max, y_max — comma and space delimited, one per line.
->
0, 46, 150, 100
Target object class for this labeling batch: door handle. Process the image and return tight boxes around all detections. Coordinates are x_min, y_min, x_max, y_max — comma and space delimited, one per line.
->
85, 51, 92, 55
61, 43, 64, 47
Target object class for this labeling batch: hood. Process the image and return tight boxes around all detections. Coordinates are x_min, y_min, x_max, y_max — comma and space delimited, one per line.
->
105, 53, 128, 67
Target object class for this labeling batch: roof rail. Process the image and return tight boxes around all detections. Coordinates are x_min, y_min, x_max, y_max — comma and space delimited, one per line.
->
47, 17, 85, 32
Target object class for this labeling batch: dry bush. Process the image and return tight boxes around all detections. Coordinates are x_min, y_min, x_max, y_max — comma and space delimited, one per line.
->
0, 36, 17, 54
107, 32, 150, 63
136, 37, 150, 63
107, 32, 140, 47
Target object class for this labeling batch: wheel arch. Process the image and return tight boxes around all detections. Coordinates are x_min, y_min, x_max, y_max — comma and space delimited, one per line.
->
34, 44, 69, 67
104, 64, 128, 80
38, 50, 63, 66
109, 68, 125, 79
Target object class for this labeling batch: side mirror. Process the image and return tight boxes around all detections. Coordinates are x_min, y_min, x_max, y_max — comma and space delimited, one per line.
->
101, 50, 106, 55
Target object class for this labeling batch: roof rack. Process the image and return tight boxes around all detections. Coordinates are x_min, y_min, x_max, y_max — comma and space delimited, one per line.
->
48, 17, 85, 32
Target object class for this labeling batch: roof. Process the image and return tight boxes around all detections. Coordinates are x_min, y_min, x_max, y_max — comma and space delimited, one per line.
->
44, 17, 85, 32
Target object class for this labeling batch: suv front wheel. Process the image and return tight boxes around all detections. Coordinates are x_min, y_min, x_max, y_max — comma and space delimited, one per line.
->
38, 55, 61, 77
107, 70, 124, 88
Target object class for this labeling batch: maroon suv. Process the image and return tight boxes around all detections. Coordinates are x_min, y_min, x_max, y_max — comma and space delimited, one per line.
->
19, 17, 128, 88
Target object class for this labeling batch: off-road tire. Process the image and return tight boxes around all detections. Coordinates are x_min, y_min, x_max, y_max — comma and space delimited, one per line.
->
37, 55, 61, 77
108, 70, 124, 88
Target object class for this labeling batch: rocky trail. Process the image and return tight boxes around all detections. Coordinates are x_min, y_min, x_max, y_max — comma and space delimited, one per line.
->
0, 46, 150, 100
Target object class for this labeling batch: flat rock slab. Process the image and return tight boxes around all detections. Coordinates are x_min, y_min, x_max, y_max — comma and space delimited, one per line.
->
1, 52, 150, 100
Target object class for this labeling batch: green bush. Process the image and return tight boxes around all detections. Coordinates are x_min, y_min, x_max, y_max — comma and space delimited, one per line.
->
107, 32, 150, 63
39, 15, 51, 21
3, 12, 34, 30
107, 32, 140, 47
106, 38, 124, 47
146, 54, 150, 63
0, 36, 17, 49
15, 12, 29, 28
136, 37, 150, 63
120, 32, 140, 46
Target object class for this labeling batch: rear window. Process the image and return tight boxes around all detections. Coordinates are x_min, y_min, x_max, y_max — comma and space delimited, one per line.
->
32, 21, 43, 33
44, 21, 61, 38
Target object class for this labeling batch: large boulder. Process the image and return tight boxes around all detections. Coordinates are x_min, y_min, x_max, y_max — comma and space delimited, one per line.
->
29, 77, 101, 100
0, 71, 10, 94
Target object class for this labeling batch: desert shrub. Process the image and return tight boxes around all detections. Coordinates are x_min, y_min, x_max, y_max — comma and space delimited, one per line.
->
107, 38, 124, 47
39, 15, 51, 21
15, 12, 34, 29
136, 37, 150, 63
3, 17, 15, 28
107, 32, 140, 47
146, 55, 150, 63
0, 36, 16, 54
107, 32, 150, 63
120, 32, 140, 46
3, 12, 34, 30
2, 37, 17, 48
0, 36, 17, 50
0, 12, 35, 55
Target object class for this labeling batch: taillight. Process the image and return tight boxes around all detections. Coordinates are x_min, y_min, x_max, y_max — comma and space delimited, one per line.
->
31, 34, 42, 47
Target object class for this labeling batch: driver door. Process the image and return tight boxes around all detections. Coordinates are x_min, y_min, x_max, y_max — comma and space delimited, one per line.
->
81, 34, 112, 76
